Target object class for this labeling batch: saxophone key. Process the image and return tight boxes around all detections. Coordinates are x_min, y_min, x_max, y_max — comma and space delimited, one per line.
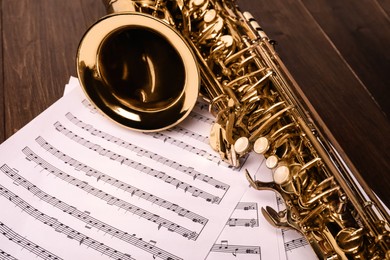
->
273, 165, 290, 185
336, 227, 364, 256
249, 105, 293, 141
261, 206, 288, 229
233, 136, 250, 155
225, 110, 236, 144
265, 155, 278, 169
229, 146, 239, 168
274, 163, 303, 195
253, 136, 270, 154
209, 123, 220, 152
197, 11, 224, 44
192, 0, 207, 7
204, 9, 217, 23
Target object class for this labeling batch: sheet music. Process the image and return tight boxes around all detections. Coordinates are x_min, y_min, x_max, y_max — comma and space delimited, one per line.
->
0, 78, 266, 260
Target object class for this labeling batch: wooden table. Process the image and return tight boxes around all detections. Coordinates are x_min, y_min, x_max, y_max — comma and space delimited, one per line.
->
1, 0, 389, 207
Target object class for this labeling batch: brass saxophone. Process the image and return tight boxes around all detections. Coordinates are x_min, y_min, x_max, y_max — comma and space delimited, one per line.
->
76, 0, 390, 259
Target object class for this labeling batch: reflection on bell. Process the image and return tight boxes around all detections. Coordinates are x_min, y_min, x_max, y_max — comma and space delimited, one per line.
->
77, 12, 199, 131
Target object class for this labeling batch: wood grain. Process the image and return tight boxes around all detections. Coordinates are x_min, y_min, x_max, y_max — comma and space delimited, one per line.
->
2, 1, 86, 137
1, 0, 389, 206
302, 0, 390, 117
377, 0, 390, 16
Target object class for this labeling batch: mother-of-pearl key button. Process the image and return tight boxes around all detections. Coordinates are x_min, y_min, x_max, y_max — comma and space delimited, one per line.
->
234, 136, 250, 154
204, 9, 217, 23
266, 155, 278, 169
253, 137, 269, 154
193, 0, 205, 6
273, 165, 290, 185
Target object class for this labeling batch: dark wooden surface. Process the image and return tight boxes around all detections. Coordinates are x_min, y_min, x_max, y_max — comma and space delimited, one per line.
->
0, 0, 389, 207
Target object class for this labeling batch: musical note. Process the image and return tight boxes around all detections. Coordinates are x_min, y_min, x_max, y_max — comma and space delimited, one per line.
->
276, 195, 284, 207
195, 101, 208, 111
227, 218, 237, 227
248, 218, 257, 228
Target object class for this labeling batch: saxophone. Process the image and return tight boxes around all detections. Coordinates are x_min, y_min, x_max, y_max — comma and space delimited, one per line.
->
76, 0, 390, 259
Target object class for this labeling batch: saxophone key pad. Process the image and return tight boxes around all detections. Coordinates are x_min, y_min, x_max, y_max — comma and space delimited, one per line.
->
265, 155, 278, 169
253, 136, 269, 154
234, 136, 250, 155
273, 165, 290, 185
204, 9, 217, 23
193, 0, 205, 7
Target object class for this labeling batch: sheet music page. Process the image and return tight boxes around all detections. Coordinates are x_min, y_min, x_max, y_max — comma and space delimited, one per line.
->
0, 78, 266, 260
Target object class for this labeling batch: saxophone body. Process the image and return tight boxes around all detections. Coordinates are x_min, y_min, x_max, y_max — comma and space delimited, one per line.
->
77, 0, 390, 259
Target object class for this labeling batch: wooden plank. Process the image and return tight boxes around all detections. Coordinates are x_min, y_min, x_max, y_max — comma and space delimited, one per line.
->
238, 0, 390, 206
376, 0, 390, 17
302, 0, 390, 117
2, 0, 88, 140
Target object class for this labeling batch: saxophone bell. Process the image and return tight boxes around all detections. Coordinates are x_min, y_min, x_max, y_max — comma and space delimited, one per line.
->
77, 1, 200, 131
